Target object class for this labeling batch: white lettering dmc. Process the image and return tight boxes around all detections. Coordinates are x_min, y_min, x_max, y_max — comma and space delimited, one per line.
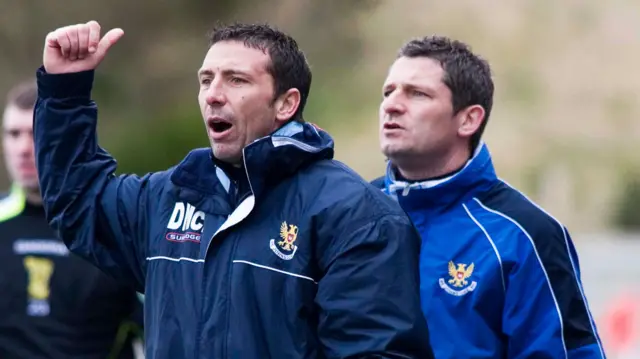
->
167, 202, 205, 232
166, 202, 205, 243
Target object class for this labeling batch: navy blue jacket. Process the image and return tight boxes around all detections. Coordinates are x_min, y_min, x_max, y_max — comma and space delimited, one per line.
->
373, 144, 605, 358
34, 68, 434, 359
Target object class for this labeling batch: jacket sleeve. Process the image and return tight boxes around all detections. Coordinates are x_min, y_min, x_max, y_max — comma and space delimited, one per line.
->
34, 67, 150, 292
503, 225, 606, 358
315, 209, 434, 359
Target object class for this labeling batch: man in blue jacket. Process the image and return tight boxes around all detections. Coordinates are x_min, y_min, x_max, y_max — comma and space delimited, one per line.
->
34, 20, 433, 359
373, 35, 606, 358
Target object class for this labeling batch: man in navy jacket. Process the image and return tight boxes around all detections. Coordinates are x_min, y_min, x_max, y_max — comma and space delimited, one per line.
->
373, 35, 605, 358
34, 21, 433, 358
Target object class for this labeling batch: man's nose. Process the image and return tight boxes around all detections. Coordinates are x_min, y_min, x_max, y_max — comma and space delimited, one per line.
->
205, 81, 227, 107
17, 133, 34, 156
381, 93, 406, 116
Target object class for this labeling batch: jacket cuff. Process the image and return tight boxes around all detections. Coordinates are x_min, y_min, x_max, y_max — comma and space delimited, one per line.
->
36, 65, 94, 100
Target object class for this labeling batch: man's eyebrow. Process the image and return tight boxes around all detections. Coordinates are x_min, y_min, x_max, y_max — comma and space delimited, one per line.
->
221, 69, 251, 77
383, 82, 433, 91
382, 83, 398, 94
197, 68, 251, 78
197, 69, 213, 77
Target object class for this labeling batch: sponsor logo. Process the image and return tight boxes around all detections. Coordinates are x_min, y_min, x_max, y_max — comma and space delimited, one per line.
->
166, 202, 205, 243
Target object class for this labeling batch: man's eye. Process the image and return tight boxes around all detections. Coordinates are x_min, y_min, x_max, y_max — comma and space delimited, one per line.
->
230, 77, 247, 84
200, 78, 211, 85
412, 90, 428, 97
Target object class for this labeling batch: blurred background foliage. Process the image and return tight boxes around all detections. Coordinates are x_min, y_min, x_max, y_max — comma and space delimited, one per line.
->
1, 0, 640, 234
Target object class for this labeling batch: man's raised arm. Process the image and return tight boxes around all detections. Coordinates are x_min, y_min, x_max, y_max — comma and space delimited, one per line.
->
34, 21, 152, 291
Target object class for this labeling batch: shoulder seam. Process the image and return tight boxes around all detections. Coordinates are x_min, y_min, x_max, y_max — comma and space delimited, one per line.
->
497, 179, 565, 231
496, 179, 606, 356
473, 196, 569, 356
462, 202, 506, 293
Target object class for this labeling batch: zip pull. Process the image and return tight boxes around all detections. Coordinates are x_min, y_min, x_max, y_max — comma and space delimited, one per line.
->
402, 186, 410, 196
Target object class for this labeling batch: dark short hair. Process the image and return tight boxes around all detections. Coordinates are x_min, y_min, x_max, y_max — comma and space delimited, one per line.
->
5, 79, 37, 111
209, 23, 312, 123
398, 36, 494, 150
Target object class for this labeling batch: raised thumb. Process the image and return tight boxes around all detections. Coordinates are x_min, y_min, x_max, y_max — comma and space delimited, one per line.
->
95, 28, 124, 59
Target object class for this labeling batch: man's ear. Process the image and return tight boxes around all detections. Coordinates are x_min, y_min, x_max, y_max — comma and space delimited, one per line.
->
457, 104, 485, 139
274, 88, 301, 124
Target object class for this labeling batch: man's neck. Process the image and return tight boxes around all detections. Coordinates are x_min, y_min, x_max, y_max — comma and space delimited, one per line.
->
24, 188, 42, 206
395, 147, 471, 182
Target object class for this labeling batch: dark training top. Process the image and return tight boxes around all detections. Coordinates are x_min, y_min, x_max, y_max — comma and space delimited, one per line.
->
0, 185, 143, 359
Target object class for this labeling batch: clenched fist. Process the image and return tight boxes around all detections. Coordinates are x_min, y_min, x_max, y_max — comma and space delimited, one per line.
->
43, 20, 124, 74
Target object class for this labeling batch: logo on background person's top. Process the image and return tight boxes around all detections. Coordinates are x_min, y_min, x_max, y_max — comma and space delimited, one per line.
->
24, 256, 54, 316
166, 202, 205, 243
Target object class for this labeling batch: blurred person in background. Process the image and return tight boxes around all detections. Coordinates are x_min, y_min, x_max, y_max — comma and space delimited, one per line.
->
372, 35, 606, 358
32, 20, 434, 359
0, 80, 144, 358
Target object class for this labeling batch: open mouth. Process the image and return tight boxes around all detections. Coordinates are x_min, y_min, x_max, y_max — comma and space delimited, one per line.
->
208, 118, 233, 133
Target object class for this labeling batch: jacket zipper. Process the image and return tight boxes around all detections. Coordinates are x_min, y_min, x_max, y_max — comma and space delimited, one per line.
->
198, 148, 256, 358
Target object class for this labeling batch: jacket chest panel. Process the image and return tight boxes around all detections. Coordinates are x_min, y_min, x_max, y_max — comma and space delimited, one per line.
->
414, 212, 505, 326
231, 194, 316, 285
144, 187, 317, 319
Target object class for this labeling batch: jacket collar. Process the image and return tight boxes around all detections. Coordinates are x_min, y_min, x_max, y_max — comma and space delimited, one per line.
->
170, 121, 334, 204
383, 142, 498, 211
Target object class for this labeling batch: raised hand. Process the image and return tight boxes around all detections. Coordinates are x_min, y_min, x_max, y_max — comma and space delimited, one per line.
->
43, 20, 124, 74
